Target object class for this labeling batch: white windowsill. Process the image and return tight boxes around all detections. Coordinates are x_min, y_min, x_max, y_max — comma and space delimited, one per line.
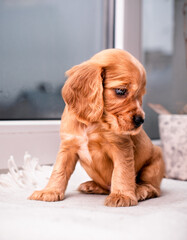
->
0, 120, 61, 169
0, 120, 161, 170
0, 120, 61, 133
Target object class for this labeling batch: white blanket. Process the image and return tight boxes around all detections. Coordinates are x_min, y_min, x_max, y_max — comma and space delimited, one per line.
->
0, 153, 187, 240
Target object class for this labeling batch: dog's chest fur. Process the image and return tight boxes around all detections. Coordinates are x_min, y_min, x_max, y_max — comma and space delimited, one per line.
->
62, 126, 114, 187
62, 130, 99, 164
78, 130, 106, 166
77, 132, 92, 164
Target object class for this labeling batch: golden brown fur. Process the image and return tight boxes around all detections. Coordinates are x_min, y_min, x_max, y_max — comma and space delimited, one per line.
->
29, 49, 165, 207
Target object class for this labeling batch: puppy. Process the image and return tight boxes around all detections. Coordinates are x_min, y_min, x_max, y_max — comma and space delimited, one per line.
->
29, 49, 165, 207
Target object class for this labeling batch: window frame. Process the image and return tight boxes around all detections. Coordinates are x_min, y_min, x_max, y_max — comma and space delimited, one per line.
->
115, 0, 142, 60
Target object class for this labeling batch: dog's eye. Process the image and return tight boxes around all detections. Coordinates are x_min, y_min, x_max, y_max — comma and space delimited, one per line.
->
115, 88, 127, 96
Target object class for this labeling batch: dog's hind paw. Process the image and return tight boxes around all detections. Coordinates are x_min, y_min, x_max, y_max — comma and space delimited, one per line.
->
78, 181, 109, 195
136, 184, 160, 201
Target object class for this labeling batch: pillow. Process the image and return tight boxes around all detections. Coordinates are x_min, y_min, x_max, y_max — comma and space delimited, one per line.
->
159, 114, 187, 181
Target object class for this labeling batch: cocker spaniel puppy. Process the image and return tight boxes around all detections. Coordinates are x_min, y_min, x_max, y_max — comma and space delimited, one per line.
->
29, 49, 165, 207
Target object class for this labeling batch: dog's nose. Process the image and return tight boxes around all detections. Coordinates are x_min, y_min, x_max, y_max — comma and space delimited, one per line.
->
133, 115, 144, 128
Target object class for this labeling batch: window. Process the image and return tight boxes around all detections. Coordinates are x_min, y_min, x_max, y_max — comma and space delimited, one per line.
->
142, 0, 187, 139
0, 0, 114, 120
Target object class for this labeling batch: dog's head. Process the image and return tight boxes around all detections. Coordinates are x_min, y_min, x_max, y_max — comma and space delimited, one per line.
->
62, 49, 146, 135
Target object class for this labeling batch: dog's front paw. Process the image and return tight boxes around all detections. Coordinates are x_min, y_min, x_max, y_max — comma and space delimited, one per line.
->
105, 193, 137, 207
28, 189, 64, 202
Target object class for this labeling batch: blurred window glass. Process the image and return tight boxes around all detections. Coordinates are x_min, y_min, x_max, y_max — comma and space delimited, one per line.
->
0, 0, 113, 120
142, 0, 187, 139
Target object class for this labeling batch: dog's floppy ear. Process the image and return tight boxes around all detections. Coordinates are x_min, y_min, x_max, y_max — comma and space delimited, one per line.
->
62, 61, 104, 124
